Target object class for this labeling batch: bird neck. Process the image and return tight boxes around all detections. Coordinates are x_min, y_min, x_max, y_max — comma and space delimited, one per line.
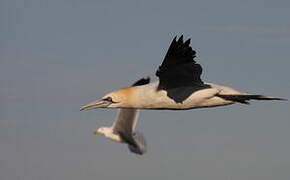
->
112, 82, 165, 109
132, 82, 168, 109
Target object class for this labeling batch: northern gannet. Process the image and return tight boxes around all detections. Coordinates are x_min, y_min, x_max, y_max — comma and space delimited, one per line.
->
81, 35, 286, 155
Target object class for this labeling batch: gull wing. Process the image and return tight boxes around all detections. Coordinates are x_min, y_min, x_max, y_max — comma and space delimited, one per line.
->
112, 108, 147, 155
156, 35, 204, 90
112, 108, 139, 135
118, 130, 147, 155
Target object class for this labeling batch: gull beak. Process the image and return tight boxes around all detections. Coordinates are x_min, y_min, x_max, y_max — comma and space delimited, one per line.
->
92, 129, 100, 135
80, 99, 111, 111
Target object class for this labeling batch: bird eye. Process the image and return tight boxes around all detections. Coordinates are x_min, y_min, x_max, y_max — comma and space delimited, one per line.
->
103, 97, 113, 102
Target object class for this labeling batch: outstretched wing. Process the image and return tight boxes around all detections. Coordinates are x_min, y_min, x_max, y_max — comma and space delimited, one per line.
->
156, 35, 204, 90
112, 108, 139, 135
112, 109, 147, 155
119, 131, 147, 155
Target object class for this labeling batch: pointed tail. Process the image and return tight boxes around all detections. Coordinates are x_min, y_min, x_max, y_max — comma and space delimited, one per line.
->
217, 94, 287, 104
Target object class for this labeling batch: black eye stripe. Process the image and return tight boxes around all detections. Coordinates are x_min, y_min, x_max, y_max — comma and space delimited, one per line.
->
103, 97, 115, 103
103, 97, 112, 101
102, 97, 119, 103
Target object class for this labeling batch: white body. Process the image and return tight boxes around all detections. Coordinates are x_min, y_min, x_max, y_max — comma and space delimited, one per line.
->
108, 81, 242, 110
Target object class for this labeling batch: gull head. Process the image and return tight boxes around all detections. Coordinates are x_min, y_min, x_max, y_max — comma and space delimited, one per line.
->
80, 88, 135, 111
93, 126, 122, 142
93, 126, 111, 136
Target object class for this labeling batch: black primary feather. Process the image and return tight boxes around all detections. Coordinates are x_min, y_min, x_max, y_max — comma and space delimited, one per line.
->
156, 35, 203, 90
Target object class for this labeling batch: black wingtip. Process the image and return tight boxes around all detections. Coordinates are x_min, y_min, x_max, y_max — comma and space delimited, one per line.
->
132, 77, 150, 86
184, 38, 191, 46
173, 36, 177, 41
177, 35, 184, 43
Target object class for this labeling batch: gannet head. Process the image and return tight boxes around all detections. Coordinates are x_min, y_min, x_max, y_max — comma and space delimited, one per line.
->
80, 87, 135, 110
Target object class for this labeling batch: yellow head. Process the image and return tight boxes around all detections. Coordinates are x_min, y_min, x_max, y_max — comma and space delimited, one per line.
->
80, 87, 137, 110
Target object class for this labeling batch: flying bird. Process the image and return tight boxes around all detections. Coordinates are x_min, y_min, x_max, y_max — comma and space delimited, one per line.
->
91, 79, 148, 155
80, 35, 286, 155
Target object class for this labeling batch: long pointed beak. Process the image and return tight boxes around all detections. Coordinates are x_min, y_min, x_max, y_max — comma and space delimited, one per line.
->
80, 99, 110, 111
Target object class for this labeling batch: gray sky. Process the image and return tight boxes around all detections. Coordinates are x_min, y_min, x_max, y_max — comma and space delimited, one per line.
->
1, 0, 290, 180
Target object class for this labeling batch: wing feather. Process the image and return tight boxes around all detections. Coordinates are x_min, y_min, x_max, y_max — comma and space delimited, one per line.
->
156, 35, 203, 90
112, 108, 139, 135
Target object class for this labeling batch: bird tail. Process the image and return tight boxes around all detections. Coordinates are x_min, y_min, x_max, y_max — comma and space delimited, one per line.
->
217, 94, 287, 104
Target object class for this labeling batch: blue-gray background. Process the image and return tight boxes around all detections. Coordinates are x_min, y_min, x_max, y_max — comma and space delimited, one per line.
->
1, 0, 289, 180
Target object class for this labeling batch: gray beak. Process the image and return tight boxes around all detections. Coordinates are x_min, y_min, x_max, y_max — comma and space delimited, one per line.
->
80, 99, 111, 111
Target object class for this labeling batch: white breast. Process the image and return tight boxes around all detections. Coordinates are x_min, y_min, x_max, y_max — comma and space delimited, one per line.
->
133, 82, 231, 110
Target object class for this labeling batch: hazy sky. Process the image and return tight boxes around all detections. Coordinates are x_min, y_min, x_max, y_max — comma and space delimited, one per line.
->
1, 0, 290, 180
